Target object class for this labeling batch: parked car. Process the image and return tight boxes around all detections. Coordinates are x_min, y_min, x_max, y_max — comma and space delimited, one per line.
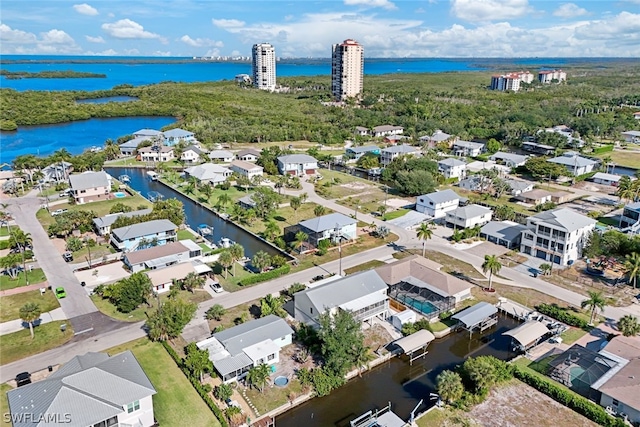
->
15, 372, 31, 387
55, 287, 66, 298
209, 282, 223, 293
51, 208, 68, 216
311, 274, 325, 282
62, 252, 73, 262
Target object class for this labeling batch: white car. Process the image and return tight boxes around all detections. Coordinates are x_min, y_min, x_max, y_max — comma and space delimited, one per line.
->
51, 209, 68, 216
210, 282, 223, 293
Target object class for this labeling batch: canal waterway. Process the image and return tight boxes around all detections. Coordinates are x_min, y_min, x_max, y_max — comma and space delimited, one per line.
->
276, 314, 521, 427
105, 166, 279, 258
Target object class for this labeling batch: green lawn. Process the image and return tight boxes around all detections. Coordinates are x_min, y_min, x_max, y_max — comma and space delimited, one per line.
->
0, 383, 12, 427
0, 321, 74, 365
594, 149, 640, 169
0, 225, 17, 237
597, 216, 619, 227
344, 260, 386, 275
104, 338, 221, 427
242, 202, 333, 237
245, 378, 304, 414
0, 290, 60, 322
177, 229, 199, 241
0, 268, 47, 291
560, 327, 588, 345
382, 208, 410, 221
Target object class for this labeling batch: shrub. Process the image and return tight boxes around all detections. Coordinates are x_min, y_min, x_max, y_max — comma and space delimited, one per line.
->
536, 303, 589, 329
239, 264, 290, 286
439, 311, 453, 320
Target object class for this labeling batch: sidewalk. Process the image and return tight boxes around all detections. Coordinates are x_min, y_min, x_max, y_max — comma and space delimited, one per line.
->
0, 307, 66, 336
0, 281, 49, 297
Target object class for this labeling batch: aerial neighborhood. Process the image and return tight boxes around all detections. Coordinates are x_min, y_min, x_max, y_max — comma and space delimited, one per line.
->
2, 38, 640, 427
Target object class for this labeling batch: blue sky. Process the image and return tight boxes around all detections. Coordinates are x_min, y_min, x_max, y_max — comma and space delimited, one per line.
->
1, 0, 639, 57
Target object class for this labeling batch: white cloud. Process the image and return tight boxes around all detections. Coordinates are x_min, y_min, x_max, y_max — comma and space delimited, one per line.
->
204, 48, 221, 57
212, 19, 246, 29
0, 23, 80, 53
451, 0, 533, 21
553, 3, 588, 18
0, 23, 38, 44
179, 35, 223, 47
102, 19, 164, 41
85, 35, 105, 43
85, 48, 118, 56
153, 50, 172, 56
73, 3, 98, 16
344, 0, 397, 10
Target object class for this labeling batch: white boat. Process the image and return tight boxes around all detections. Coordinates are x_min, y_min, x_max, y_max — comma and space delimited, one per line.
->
147, 171, 158, 181
218, 237, 234, 248
198, 224, 213, 236
118, 174, 131, 183
147, 191, 163, 202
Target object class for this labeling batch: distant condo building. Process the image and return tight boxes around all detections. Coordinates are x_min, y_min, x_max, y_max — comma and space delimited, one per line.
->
252, 43, 276, 91
331, 39, 364, 101
490, 71, 534, 92
538, 69, 567, 84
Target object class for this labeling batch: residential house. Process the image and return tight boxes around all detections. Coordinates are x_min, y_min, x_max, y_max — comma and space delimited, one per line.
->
372, 125, 403, 138
458, 176, 486, 192
146, 262, 197, 294
520, 208, 596, 265
438, 158, 467, 180
93, 208, 152, 236
480, 221, 528, 249
547, 151, 597, 176
184, 163, 232, 185
133, 128, 163, 140
384, 134, 409, 144
619, 202, 640, 234
345, 145, 381, 161
621, 131, 640, 144
235, 149, 261, 162
517, 189, 553, 205
287, 212, 357, 249
197, 315, 294, 383
69, 171, 112, 204
522, 141, 555, 155
277, 154, 318, 175
138, 146, 175, 163
506, 179, 534, 196
445, 204, 493, 229
453, 140, 485, 157
465, 160, 511, 176
7, 351, 156, 427
490, 152, 528, 168
294, 270, 390, 326
354, 126, 370, 136
380, 144, 420, 167
230, 160, 264, 179
592, 172, 623, 186
162, 128, 195, 146
123, 240, 202, 273
41, 161, 72, 183
419, 130, 453, 147
181, 145, 208, 164
209, 150, 235, 163
119, 137, 148, 156
110, 219, 178, 252
415, 189, 463, 219
238, 194, 256, 210
550, 191, 573, 204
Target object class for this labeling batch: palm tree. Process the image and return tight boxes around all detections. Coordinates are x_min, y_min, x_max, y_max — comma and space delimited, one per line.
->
206, 304, 226, 321
416, 222, 433, 257
616, 175, 633, 202
625, 252, 640, 288
246, 363, 271, 392
262, 220, 281, 241
251, 174, 263, 188
275, 176, 287, 195
218, 250, 233, 279
290, 196, 301, 213
200, 183, 213, 201
19, 302, 41, 339
581, 291, 607, 325
617, 315, 640, 337
181, 272, 205, 292
260, 294, 286, 317
539, 263, 552, 276
252, 250, 272, 272
481, 255, 501, 291
213, 383, 233, 401
313, 205, 326, 217
228, 243, 244, 276
293, 231, 308, 253
436, 370, 464, 405
216, 193, 232, 211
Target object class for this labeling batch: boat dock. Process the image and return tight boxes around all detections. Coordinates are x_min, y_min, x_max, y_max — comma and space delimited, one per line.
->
496, 297, 532, 320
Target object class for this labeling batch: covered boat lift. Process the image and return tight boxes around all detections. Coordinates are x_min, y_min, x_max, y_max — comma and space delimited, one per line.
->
503, 320, 550, 352
451, 302, 498, 337
393, 329, 436, 365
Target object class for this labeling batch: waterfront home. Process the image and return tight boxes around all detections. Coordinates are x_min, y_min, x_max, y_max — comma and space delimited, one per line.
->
162, 128, 195, 146
235, 148, 261, 162
197, 315, 294, 383
294, 270, 389, 326
7, 351, 156, 427
93, 208, 152, 236
123, 240, 202, 273
286, 212, 356, 250
547, 151, 597, 176
42, 161, 72, 183
146, 261, 197, 294
277, 154, 318, 175
619, 202, 640, 234
345, 145, 381, 161
466, 160, 511, 176
238, 194, 256, 210
453, 140, 485, 157
489, 152, 528, 168
208, 150, 235, 163
480, 221, 528, 249
380, 144, 420, 167
415, 189, 463, 219
133, 128, 163, 140
372, 125, 403, 138
230, 160, 264, 179
419, 129, 454, 147
119, 137, 148, 156
110, 219, 178, 252
438, 158, 467, 180
516, 189, 553, 205
445, 204, 492, 229
522, 141, 555, 155
184, 163, 232, 185
592, 172, 623, 186
181, 145, 208, 164
69, 171, 112, 204
520, 208, 596, 265
506, 178, 534, 196
138, 145, 175, 163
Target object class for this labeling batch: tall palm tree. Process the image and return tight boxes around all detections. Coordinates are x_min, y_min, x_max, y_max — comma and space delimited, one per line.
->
293, 231, 308, 253
481, 255, 501, 291
252, 250, 272, 272
416, 222, 433, 257
228, 243, 244, 276
19, 302, 41, 339
616, 175, 633, 202
218, 250, 233, 279
625, 252, 640, 288
262, 220, 281, 241
246, 364, 271, 392
581, 291, 607, 325
216, 193, 232, 211
436, 370, 464, 405
313, 205, 326, 217
617, 315, 640, 337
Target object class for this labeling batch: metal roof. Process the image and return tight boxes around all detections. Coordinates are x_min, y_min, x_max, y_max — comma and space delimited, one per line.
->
93, 209, 152, 229
548, 153, 597, 168
438, 158, 466, 167
163, 128, 193, 138
277, 154, 318, 164
347, 145, 380, 154
111, 219, 177, 241
119, 136, 149, 149
454, 140, 484, 149
382, 144, 419, 154
213, 353, 253, 377
447, 204, 492, 220
451, 302, 498, 329
592, 172, 622, 182
503, 320, 549, 347
299, 212, 356, 233
134, 128, 162, 136
418, 189, 461, 205
480, 221, 527, 243
124, 241, 188, 265
529, 208, 596, 233
394, 329, 435, 354
212, 315, 293, 357
69, 171, 110, 191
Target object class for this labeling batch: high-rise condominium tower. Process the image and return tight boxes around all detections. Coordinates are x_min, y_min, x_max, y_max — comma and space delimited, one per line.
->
252, 43, 276, 91
331, 39, 364, 101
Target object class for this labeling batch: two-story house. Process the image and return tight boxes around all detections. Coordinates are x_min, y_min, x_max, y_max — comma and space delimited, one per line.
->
445, 204, 493, 229
230, 160, 264, 180
93, 208, 152, 236
345, 145, 381, 161
287, 212, 356, 249
69, 171, 112, 204
181, 145, 208, 164
138, 146, 175, 162
438, 158, 467, 180
620, 202, 640, 234
162, 128, 195, 146
547, 151, 598, 176
372, 125, 403, 138
520, 208, 596, 265
133, 128, 163, 140
380, 145, 420, 167
453, 140, 485, 157
110, 219, 178, 252
235, 149, 261, 162
119, 136, 149, 156
419, 130, 453, 147
415, 189, 463, 219
277, 154, 318, 175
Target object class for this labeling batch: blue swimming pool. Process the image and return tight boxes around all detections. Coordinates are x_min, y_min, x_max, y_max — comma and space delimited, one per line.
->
397, 295, 439, 316
113, 192, 126, 198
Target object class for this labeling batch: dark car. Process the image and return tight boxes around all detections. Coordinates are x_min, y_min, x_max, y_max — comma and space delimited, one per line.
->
62, 252, 73, 262
15, 372, 31, 387
311, 275, 325, 282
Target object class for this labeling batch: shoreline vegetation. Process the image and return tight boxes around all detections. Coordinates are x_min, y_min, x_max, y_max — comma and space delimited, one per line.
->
0, 70, 107, 79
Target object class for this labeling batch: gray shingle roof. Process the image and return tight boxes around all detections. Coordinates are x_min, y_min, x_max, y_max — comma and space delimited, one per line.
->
530, 208, 596, 232
111, 219, 177, 241
421, 130, 452, 142
277, 154, 318, 164
548, 153, 597, 167
185, 163, 231, 181
69, 171, 109, 191
124, 241, 189, 265
454, 140, 484, 149
212, 315, 293, 357
236, 148, 261, 157
299, 212, 356, 233
119, 137, 148, 149
506, 179, 533, 192
449, 204, 492, 220
134, 129, 162, 137
438, 158, 466, 167
7, 351, 155, 427
419, 189, 461, 205
490, 152, 528, 164
163, 128, 193, 138
209, 150, 234, 159
183, 145, 207, 155
93, 209, 152, 230
382, 144, 419, 154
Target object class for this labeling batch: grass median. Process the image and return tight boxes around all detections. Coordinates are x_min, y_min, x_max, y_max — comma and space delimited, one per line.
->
0, 321, 74, 365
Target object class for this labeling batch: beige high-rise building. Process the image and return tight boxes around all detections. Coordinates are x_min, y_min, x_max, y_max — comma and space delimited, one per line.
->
252, 43, 276, 91
331, 39, 364, 101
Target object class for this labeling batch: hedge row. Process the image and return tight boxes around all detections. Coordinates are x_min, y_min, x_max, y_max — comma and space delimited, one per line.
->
535, 303, 589, 329
239, 264, 291, 286
592, 145, 614, 154
161, 341, 229, 427
513, 366, 626, 427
